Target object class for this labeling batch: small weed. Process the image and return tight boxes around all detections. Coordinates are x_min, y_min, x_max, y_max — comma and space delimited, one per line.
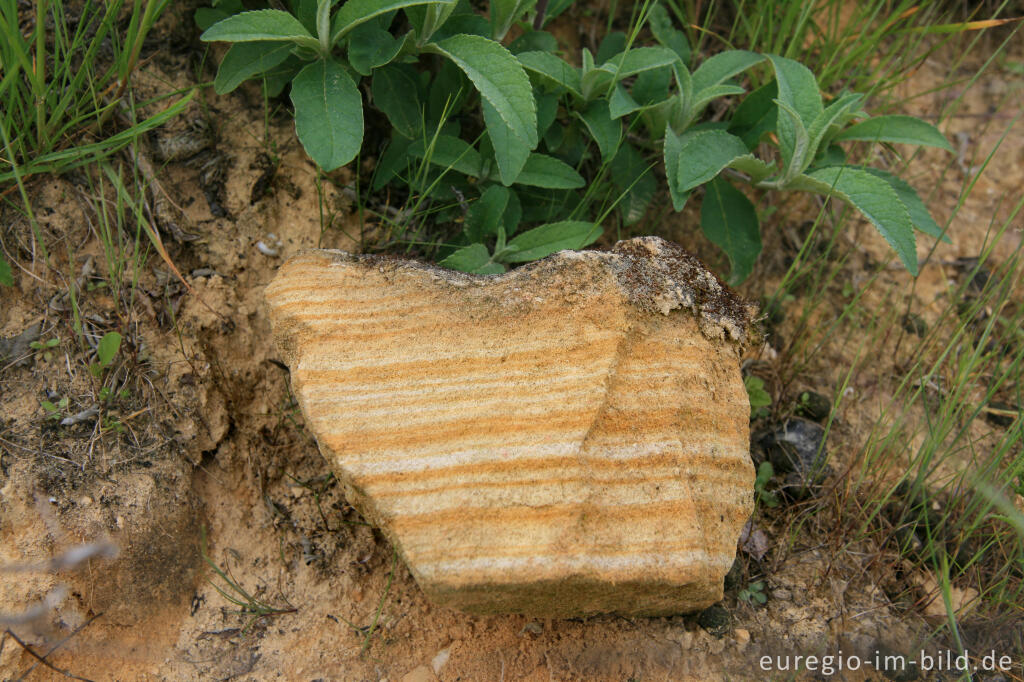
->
40, 396, 69, 421
199, 526, 296, 633
29, 337, 60, 362
336, 548, 399, 658
88, 331, 122, 378
754, 461, 780, 509
744, 375, 772, 419
738, 580, 768, 605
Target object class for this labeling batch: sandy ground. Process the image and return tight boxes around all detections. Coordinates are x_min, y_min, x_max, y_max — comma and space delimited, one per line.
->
1, 6, 1022, 681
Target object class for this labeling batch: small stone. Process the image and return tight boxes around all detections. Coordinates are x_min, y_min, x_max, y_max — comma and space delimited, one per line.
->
795, 391, 831, 422
401, 665, 437, 682
733, 628, 750, 644
756, 418, 829, 498
520, 622, 543, 636
430, 647, 450, 675
697, 604, 730, 638
771, 588, 791, 601
79, 496, 93, 506
266, 237, 757, 617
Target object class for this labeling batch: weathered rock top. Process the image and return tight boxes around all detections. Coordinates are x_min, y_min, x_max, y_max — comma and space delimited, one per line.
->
265, 236, 756, 617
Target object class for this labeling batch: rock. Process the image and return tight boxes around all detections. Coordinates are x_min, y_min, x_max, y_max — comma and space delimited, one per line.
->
755, 418, 829, 499
697, 604, 731, 637
265, 236, 757, 617
400, 665, 437, 682
0, 322, 41, 367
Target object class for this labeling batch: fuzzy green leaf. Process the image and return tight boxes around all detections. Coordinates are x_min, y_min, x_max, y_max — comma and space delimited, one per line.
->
347, 24, 406, 76
504, 221, 601, 262
608, 84, 641, 119
490, 0, 537, 40
484, 99, 531, 185
408, 134, 483, 176
513, 153, 584, 188
701, 177, 761, 285
577, 100, 621, 162
663, 127, 689, 211
464, 185, 511, 241
439, 243, 494, 272
691, 50, 763, 93
0, 254, 12, 286
647, 4, 690, 65
516, 51, 581, 98
607, 47, 681, 79
729, 80, 777, 149
214, 42, 294, 94
97, 331, 122, 368
371, 65, 422, 138
834, 115, 953, 151
672, 129, 750, 193
331, 0, 455, 43
201, 10, 320, 50
861, 168, 950, 243
290, 59, 364, 170
797, 166, 918, 274
427, 35, 537, 148
766, 54, 822, 175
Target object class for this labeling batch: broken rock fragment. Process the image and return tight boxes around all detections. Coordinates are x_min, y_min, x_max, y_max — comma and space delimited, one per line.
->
265, 236, 756, 617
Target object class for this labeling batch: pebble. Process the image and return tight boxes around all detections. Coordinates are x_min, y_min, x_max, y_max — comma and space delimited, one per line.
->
401, 665, 437, 682
697, 604, 731, 637
756, 418, 830, 498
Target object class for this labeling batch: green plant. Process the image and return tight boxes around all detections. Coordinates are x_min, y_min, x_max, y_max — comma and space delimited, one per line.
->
0, 254, 11, 286
199, 526, 296, 633
40, 396, 69, 421
754, 460, 779, 509
199, 0, 951, 280
744, 374, 771, 418
29, 337, 60, 362
87, 331, 122, 378
0, 0, 192, 185
738, 579, 767, 604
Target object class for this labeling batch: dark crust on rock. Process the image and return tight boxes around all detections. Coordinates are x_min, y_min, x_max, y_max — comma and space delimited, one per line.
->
308, 237, 757, 344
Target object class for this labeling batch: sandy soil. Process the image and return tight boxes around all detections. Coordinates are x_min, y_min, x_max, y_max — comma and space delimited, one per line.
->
1, 5, 1022, 681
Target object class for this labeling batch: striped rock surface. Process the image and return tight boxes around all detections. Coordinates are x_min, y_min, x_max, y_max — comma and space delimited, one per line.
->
265, 236, 756, 617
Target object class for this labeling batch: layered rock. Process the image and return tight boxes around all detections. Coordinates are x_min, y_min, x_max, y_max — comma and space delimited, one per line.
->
265, 236, 756, 617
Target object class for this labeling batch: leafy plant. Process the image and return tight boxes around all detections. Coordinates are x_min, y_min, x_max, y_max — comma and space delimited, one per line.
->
754, 460, 779, 508
40, 396, 69, 421
30, 337, 60, 362
738, 579, 767, 604
88, 331, 122, 378
200, 0, 950, 279
744, 374, 771, 418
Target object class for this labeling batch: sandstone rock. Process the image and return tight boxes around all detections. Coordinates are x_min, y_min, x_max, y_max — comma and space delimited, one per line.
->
265, 236, 756, 617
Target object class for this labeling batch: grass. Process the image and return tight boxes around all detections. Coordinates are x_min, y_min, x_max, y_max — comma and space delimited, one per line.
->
743, 10, 1024, 655
199, 526, 297, 634
0, 0, 191, 185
